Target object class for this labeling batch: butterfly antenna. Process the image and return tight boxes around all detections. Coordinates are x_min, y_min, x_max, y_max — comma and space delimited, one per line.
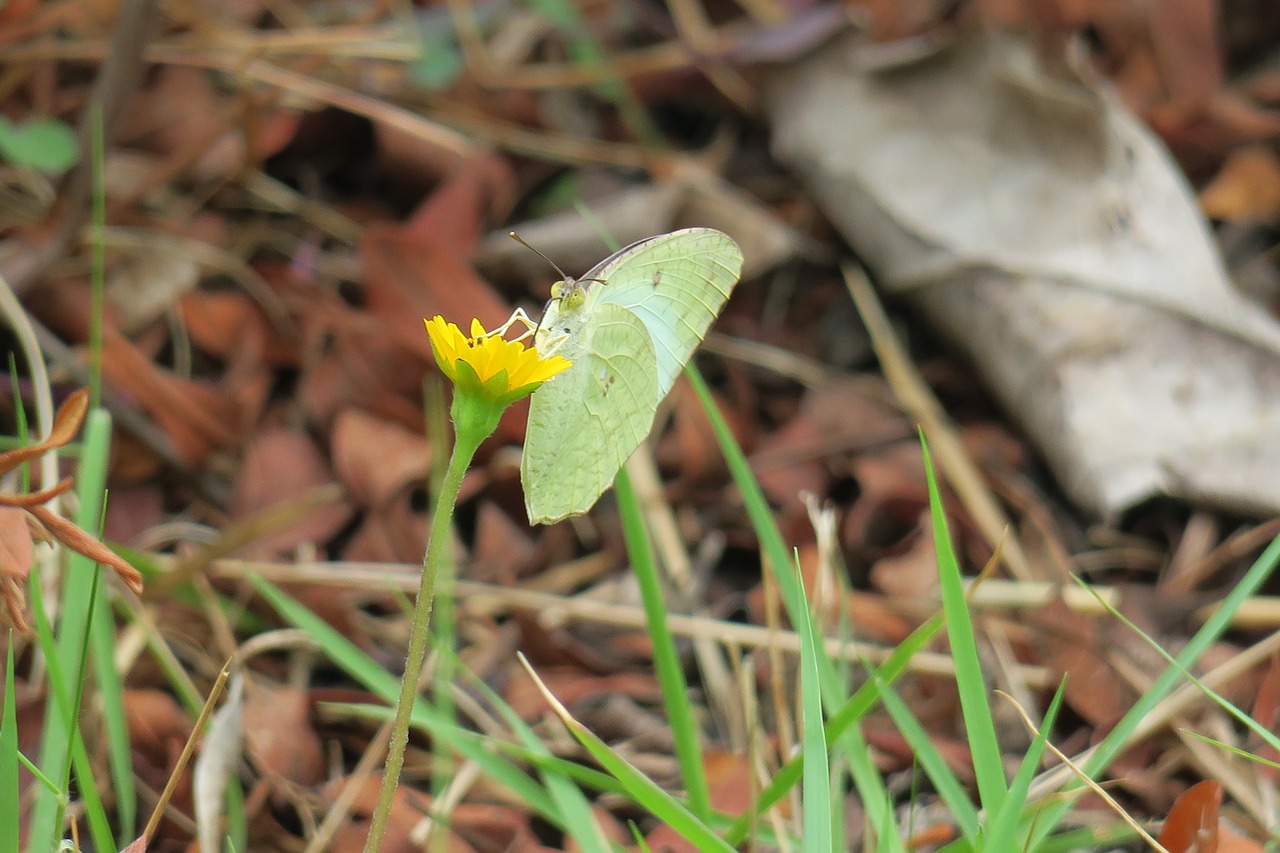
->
509, 231, 570, 282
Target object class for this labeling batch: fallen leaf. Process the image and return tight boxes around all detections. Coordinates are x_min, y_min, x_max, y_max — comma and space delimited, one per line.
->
243, 681, 324, 786
0, 388, 87, 478
1158, 779, 1221, 853
331, 409, 430, 508
231, 427, 353, 559
1033, 597, 1136, 729
1200, 146, 1280, 223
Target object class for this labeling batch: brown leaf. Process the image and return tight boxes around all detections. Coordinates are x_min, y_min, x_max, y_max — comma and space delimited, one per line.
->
359, 159, 515, 363
1033, 597, 1135, 729
360, 225, 511, 361
0, 507, 33, 583
0, 478, 73, 507
181, 289, 297, 366
331, 410, 430, 508
1250, 653, 1280, 779
128, 66, 243, 181
1158, 779, 1221, 853
28, 280, 240, 466
242, 682, 324, 786
751, 377, 909, 518
1200, 146, 1280, 223
232, 428, 353, 559
471, 502, 536, 584
504, 665, 662, 720
102, 485, 164, 544
298, 310, 429, 433
0, 388, 88, 478
125, 689, 195, 839
450, 802, 545, 852
869, 508, 940, 600
400, 155, 515, 251
26, 505, 144, 592
1147, 0, 1223, 105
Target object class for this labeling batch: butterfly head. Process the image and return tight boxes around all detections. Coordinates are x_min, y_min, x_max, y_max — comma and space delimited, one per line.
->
550, 276, 589, 310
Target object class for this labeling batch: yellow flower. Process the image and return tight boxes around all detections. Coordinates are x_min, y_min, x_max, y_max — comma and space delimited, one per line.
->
425, 315, 571, 407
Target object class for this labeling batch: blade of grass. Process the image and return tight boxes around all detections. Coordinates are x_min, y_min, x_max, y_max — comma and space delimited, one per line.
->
863, 659, 981, 844
983, 684, 1067, 852
455, 658, 612, 853
686, 366, 843, 700
614, 467, 711, 821
88, 105, 104, 408
1026, 532, 1280, 848
2, 637, 18, 853
1073, 574, 1280, 758
246, 572, 564, 827
519, 653, 736, 853
842, 723, 906, 853
77, 408, 136, 839
793, 554, 832, 852
921, 431, 1007, 815
27, 568, 115, 853
1181, 731, 1280, 770
723, 611, 945, 844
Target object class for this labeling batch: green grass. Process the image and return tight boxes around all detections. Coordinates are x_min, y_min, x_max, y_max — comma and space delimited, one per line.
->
7, 264, 1276, 850
11, 370, 1277, 850
235, 360, 1280, 850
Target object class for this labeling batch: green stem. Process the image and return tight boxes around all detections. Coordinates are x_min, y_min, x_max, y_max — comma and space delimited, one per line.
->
363, 430, 480, 853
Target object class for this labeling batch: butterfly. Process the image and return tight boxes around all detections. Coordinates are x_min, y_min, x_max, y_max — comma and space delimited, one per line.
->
521, 228, 744, 525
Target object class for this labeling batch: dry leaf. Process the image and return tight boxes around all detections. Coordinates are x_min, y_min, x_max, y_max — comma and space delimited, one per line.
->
1158, 779, 1222, 853
243, 681, 324, 786
1200, 146, 1280, 223
232, 427, 353, 559
769, 26, 1280, 518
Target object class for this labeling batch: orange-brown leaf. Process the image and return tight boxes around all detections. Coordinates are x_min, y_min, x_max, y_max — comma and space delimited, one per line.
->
0, 478, 74, 507
1158, 780, 1222, 853
25, 505, 144, 593
0, 507, 33, 582
0, 389, 88, 478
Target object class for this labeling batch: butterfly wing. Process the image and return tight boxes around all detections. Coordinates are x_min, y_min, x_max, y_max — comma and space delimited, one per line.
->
523, 302, 658, 525
585, 228, 743, 398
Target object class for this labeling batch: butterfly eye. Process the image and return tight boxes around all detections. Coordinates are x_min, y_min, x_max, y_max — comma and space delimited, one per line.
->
550, 281, 565, 299
564, 288, 586, 309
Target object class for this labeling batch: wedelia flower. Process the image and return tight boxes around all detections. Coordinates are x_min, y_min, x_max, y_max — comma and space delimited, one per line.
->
425, 316, 570, 408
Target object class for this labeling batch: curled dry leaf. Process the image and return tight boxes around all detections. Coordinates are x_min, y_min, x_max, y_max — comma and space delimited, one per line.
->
1033, 597, 1136, 729
0, 388, 87, 478
26, 504, 144, 593
196, 674, 243, 853
0, 478, 73, 507
769, 25, 1280, 517
125, 689, 195, 843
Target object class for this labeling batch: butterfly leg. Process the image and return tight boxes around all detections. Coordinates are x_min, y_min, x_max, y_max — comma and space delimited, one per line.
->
486, 308, 539, 342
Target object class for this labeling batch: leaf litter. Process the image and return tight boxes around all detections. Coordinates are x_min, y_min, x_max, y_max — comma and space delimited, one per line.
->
1, 0, 1279, 849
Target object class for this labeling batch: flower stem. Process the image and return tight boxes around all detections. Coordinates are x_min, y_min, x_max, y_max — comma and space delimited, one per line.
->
363, 429, 480, 852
